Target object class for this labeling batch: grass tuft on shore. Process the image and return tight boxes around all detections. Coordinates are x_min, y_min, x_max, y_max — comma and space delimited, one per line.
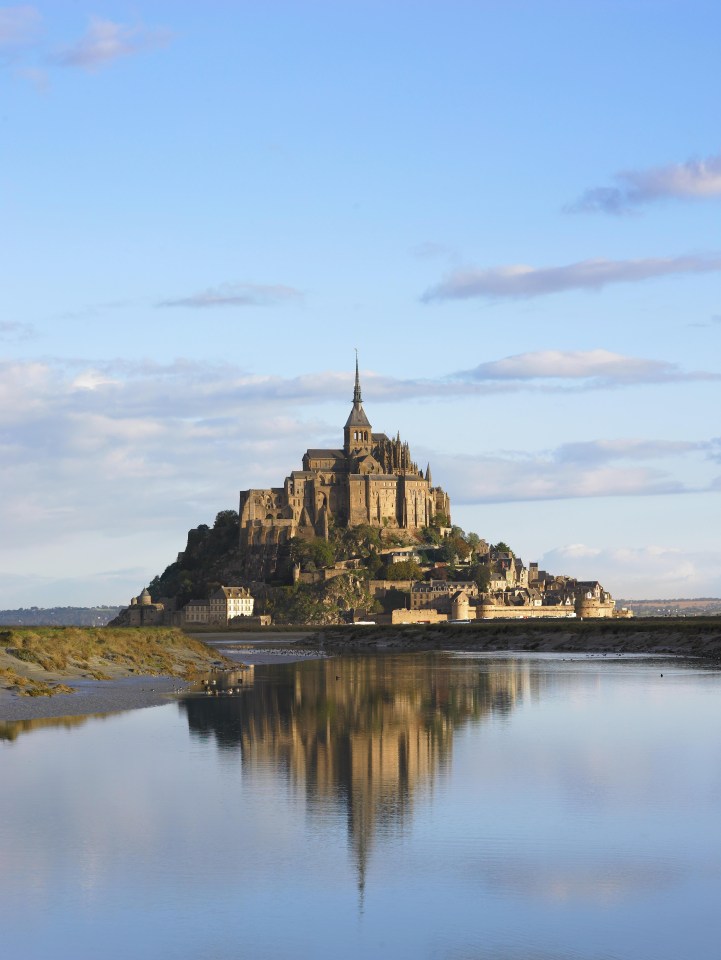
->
0, 627, 225, 697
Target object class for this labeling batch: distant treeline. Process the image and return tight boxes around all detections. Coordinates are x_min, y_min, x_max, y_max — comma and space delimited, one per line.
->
0, 607, 124, 627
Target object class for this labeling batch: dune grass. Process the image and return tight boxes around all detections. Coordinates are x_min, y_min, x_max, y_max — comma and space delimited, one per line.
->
0, 626, 225, 697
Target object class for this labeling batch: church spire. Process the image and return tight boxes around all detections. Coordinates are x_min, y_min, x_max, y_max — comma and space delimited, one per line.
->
344, 350, 372, 454
353, 349, 362, 405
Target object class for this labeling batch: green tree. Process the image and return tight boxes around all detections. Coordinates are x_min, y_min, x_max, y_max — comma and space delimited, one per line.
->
364, 552, 384, 579
468, 563, 491, 592
420, 525, 442, 546
440, 535, 470, 565
380, 587, 410, 613
308, 538, 335, 569
381, 559, 423, 581
493, 541, 514, 557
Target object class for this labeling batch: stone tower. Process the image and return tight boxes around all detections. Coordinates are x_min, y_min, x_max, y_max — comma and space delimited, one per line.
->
344, 354, 373, 458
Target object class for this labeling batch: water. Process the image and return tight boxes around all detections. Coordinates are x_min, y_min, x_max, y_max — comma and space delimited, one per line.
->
2, 652, 721, 960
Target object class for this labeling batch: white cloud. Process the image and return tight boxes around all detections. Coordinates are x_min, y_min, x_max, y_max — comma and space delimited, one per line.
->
157, 283, 304, 309
423, 255, 721, 301
457, 350, 719, 388
53, 16, 170, 70
568, 151, 721, 214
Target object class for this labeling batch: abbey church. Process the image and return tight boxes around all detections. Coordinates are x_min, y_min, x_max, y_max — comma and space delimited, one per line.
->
239, 360, 451, 551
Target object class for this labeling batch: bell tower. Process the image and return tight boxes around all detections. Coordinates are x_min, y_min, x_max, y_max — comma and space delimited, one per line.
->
344, 353, 373, 457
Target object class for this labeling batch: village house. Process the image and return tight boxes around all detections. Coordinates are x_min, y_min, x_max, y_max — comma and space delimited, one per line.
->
410, 580, 479, 612
209, 586, 255, 625
182, 599, 210, 626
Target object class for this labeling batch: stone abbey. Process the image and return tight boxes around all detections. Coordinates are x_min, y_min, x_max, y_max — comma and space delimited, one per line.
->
239, 359, 451, 551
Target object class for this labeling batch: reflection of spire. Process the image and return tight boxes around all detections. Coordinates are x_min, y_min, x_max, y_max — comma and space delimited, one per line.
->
180, 656, 533, 906
348, 786, 368, 915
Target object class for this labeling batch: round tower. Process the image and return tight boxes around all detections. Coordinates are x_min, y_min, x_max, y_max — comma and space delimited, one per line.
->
451, 590, 470, 621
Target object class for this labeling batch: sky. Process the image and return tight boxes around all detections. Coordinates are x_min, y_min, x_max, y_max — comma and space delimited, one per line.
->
1, 0, 720, 607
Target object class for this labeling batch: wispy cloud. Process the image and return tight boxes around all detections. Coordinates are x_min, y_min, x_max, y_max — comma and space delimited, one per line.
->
540, 544, 721, 599
439, 452, 690, 506
0, 320, 36, 341
432, 433, 721, 509
553, 439, 717, 465
567, 151, 721, 215
410, 241, 457, 260
422, 255, 721, 302
157, 282, 304, 309
688, 313, 721, 329
0, 5, 41, 49
53, 16, 170, 70
456, 350, 719, 388
57, 300, 129, 321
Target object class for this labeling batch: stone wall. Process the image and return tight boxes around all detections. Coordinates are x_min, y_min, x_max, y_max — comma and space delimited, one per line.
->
391, 608, 448, 625
478, 604, 577, 620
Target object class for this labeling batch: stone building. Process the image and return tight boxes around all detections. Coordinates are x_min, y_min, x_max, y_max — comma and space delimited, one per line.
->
182, 599, 210, 626
209, 586, 255, 625
127, 587, 165, 626
410, 580, 479, 612
239, 359, 451, 558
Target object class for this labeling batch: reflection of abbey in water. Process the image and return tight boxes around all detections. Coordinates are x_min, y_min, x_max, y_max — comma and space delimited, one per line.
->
181, 656, 535, 888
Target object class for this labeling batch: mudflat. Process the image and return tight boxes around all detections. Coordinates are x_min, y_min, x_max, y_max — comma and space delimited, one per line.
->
310, 616, 721, 658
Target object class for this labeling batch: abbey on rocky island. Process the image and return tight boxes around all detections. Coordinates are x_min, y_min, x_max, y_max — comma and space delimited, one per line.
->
239, 359, 451, 550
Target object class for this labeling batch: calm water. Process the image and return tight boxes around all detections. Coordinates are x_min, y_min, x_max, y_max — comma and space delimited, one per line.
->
2, 652, 721, 960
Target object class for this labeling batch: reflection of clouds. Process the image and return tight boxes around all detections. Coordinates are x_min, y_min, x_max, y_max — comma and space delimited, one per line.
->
447, 951, 602, 960
0, 708, 248, 902
482, 858, 679, 905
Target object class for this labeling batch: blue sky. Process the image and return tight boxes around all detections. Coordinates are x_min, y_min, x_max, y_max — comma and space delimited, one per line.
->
2, 0, 720, 606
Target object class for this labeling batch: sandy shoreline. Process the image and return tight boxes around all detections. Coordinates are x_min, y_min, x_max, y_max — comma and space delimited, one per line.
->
0, 633, 321, 723
0, 675, 191, 722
